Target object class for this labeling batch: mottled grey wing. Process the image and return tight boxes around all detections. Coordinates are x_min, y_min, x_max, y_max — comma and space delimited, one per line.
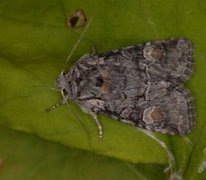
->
141, 38, 193, 82
98, 83, 194, 135
99, 38, 193, 82
70, 38, 194, 135
135, 84, 194, 135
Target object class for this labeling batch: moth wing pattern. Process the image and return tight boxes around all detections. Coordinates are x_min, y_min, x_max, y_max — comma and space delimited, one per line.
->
57, 38, 195, 136
137, 84, 194, 135
82, 83, 194, 135
142, 38, 193, 82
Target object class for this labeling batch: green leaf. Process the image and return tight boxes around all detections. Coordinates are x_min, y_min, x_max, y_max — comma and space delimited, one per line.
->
0, 126, 165, 180
0, 0, 206, 178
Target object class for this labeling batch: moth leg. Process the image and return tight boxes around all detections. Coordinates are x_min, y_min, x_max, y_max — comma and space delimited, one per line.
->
46, 100, 64, 112
46, 90, 69, 112
91, 113, 103, 143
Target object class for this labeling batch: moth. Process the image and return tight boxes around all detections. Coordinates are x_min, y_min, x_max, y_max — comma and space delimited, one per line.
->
48, 35, 195, 143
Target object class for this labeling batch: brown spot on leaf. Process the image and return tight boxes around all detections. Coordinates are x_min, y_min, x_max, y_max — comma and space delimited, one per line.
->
66, 9, 87, 29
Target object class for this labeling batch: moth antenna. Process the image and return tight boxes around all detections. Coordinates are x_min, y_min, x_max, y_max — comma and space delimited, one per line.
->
61, 13, 95, 73
64, 100, 92, 147
50, 87, 60, 91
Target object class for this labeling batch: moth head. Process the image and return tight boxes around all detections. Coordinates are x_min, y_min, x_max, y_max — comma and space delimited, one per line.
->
46, 73, 71, 112
56, 73, 66, 88
55, 73, 71, 99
